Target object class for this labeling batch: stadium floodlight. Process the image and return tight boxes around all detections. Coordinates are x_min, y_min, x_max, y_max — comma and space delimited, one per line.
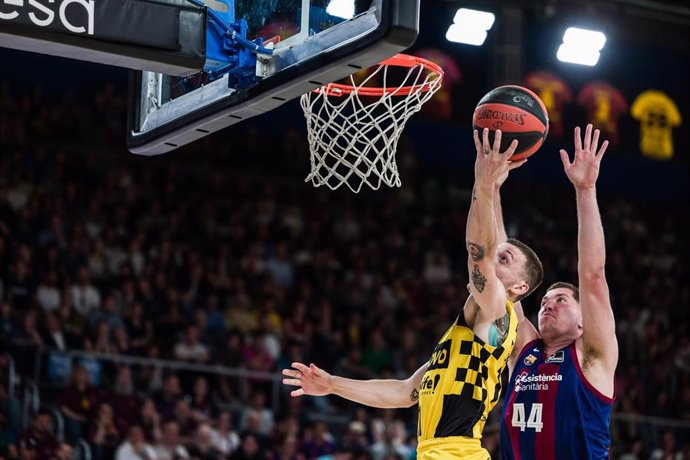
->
453, 8, 496, 30
557, 27, 607, 66
446, 8, 495, 46
326, 0, 356, 19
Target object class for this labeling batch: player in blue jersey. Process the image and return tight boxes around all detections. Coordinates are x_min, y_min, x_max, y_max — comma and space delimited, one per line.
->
499, 124, 618, 460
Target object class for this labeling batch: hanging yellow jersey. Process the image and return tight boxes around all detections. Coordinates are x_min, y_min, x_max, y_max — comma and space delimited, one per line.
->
417, 302, 517, 459
631, 90, 682, 160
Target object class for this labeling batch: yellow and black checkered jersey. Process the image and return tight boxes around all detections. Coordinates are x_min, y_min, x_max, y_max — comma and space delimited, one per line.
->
417, 301, 517, 443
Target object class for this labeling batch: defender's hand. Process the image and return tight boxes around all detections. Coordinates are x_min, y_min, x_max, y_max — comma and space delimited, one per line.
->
560, 124, 609, 190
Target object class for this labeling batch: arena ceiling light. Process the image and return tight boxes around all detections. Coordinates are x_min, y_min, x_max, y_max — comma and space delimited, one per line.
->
557, 27, 607, 66
326, 0, 356, 19
446, 8, 495, 46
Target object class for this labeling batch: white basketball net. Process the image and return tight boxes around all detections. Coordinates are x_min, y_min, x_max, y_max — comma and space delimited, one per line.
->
300, 57, 443, 193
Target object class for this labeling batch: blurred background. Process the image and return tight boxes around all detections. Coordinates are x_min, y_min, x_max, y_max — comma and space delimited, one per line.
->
1, 0, 689, 459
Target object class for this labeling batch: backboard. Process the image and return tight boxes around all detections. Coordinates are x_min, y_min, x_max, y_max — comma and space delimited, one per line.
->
127, 0, 420, 155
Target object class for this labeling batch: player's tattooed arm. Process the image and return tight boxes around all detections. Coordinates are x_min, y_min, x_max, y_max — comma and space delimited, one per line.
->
406, 363, 428, 407
467, 242, 485, 262
472, 264, 487, 292
489, 313, 510, 346
410, 388, 419, 402
468, 241, 487, 291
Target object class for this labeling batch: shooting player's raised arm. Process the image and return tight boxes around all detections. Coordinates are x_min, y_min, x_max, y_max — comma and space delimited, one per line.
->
466, 129, 523, 321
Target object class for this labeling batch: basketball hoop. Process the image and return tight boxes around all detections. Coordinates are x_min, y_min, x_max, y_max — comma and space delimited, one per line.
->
300, 54, 444, 193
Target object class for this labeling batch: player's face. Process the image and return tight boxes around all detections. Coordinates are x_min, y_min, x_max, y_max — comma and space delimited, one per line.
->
538, 288, 582, 338
495, 243, 528, 297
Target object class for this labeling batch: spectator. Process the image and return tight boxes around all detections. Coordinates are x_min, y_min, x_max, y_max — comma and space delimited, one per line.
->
88, 295, 125, 334
104, 366, 140, 428
56, 291, 84, 340
229, 433, 264, 460
5, 261, 33, 310
202, 295, 226, 344
127, 240, 146, 277
422, 249, 451, 286
282, 301, 310, 345
12, 309, 43, 347
239, 411, 269, 453
339, 421, 370, 456
174, 325, 209, 363
126, 302, 153, 355
218, 330, 244, 369
115, 425, 157, 460
153, 375, 182, 422
270, 433, 304, 460
91, 403, 122, 460
0, 301, 13, 343
137, 279, 161, 319
52, 442, 75, 460
240, 392, 274, 437
18, 436, 39, 460
369, 410, 396, 445
36, 271, 61, 312
209, 411, 240, 457
60, 365, 98, 443
87, 239, 108, 281
0, 422, 10, 458
265, 243, 294, 288
189, 376, 214, 423
139, 398, 163, 444
38, 215, 67, 251
42, 311, 78, 351
86, 319, 116, 353
19, 411, 59, 460
186, 424, 223, 460
112, 325, 131, 354
259, 316, 282, 364
182, 263, 210, 310
214, 377, 243, 414
1, 381, 21, 439
171, 399, 198, 439
650, 430, 682, 460
70, 267, 100, 317
302, 421, 336, 459
224, 295, 258, 335
157, 303, 186, 354
369, 423, 411, 460
242, 332, 274, 376
338, 347, 372, 381
619, 437, 646, 460
361, 330, 393, 377
153, 421, 190, 460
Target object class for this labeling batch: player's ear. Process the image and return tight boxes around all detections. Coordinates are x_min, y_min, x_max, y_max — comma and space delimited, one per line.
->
510, 281, 529, 299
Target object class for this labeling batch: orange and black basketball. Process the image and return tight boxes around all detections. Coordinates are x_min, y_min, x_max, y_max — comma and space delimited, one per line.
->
472, 85, 549, 160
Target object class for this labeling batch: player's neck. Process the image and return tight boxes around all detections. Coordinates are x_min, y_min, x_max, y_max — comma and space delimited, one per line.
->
541, 336, 574, 356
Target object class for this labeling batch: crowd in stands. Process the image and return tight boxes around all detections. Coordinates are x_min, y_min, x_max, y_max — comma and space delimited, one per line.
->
1, 82, 689, 460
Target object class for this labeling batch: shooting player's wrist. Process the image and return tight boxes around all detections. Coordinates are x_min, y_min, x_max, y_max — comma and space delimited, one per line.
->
575, 185, 597, 195
473, 183, 494, 198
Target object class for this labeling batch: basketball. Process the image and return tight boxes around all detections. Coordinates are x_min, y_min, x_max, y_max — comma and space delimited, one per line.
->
472, 85, 549, 161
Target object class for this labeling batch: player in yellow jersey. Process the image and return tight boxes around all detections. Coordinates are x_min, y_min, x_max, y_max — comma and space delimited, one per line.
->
282, 129, 544, 459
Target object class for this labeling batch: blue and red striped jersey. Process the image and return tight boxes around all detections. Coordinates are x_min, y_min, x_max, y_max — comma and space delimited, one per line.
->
499, 339, 614, 460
